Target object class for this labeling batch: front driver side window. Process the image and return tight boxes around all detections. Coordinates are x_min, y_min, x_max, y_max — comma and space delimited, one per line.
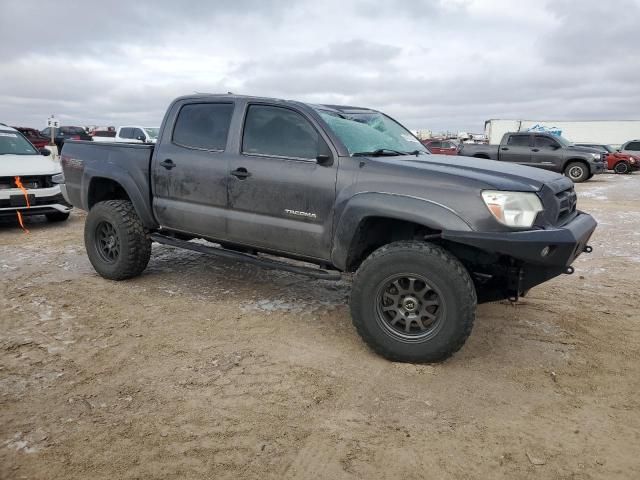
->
242, 105, 320, 160
534, 136, 559, 149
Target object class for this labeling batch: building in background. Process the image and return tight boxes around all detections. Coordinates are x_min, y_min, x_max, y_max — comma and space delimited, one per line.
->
484, 119, 640, 147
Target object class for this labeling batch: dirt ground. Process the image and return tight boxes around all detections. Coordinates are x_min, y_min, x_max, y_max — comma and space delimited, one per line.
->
1, 173, 639, 480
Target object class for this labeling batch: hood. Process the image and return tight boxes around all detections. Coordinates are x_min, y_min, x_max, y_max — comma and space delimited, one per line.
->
375, 154, 572, 193
0, 154, 62, 176
566, 145, 602, 154
614, 151, 638, 160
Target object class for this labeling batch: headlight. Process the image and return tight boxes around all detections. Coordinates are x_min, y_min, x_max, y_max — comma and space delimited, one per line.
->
481, 191, 543, 228
591, 153, 601, 160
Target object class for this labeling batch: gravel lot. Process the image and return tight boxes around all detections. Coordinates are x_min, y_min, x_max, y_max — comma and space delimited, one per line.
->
1, 173, 639, 479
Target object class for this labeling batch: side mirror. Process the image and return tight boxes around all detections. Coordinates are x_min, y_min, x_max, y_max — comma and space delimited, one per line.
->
316, 154, 332, 166
136, 135, 146, 142
40, 149, 51, 156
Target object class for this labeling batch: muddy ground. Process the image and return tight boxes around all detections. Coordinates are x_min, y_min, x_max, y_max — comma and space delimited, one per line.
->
1, 173, 639, 479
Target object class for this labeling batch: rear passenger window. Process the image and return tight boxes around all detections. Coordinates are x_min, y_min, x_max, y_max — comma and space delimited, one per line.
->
173, 103, 234, 151
242, 105, 320, 160
120, 128, 133, 139
507, 135, 530, 147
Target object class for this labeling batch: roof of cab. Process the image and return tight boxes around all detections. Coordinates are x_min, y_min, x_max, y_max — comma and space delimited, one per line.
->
171, 93, 377, 115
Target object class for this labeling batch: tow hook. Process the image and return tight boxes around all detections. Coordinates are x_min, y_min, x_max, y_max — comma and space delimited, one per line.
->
563, 266, 575, 275
583, 245, 593, 253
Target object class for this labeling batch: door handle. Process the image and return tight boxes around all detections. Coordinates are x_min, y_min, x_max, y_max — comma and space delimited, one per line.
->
501, 147, 509, 151
160, 159, 175, 170
230, 167, 251, 179
531, 148, 540, 152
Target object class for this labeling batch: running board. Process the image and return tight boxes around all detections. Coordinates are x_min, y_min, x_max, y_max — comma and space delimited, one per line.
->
150, 233, 342, 281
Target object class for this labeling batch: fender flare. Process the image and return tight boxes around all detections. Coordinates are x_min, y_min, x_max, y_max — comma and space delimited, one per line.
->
330, 192, 472, 270
81, 165, 158, 229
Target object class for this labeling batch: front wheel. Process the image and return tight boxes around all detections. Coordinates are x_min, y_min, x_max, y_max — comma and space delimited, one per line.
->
84, 200, 151, 280
564, 162, 590, 183
350, 241, 476, 363
614, 161, 630, 174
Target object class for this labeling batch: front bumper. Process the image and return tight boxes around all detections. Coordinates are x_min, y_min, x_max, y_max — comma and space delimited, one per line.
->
443, 212, 596, 267
443, 212, 597, 301
591, 162, 606, 174
0, 186, 72, 217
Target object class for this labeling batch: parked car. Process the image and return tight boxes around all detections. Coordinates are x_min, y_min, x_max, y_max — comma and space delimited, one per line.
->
0, 126, 71, 222
12, 127, 50, 150
115, 126, 159, 143
575, 143, 639, 174
59, 94, 596, 363
459, 132, 606, 183
620, 140, 640, 156
91, 128, 117, 143
40, 126, 92, 151
422, 139, 459, 155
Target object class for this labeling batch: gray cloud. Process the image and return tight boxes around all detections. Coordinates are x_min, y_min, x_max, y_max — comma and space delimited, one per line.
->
1, 0, 639, 132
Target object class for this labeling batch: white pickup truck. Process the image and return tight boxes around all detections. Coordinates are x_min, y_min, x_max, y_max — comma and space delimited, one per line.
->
115, 126, 159, 144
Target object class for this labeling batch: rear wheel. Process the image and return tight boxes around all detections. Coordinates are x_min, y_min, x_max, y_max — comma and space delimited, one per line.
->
614, 161, 630, 174
45, 211, 70, 222
564, 162, 589, 183
84, 200, 151, 280
350, 241, 476, 363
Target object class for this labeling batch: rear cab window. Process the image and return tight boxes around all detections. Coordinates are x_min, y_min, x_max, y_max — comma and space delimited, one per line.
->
625, 141, 640, 151
507, 134, 531, 147
172, 103, 234, 151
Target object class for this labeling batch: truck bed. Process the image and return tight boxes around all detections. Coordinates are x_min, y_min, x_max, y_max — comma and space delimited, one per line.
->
60, 140, 157, 227
458, 143, 499, 159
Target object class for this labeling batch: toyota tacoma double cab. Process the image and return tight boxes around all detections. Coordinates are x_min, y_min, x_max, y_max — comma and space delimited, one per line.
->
58, 94, 596, 363
459, 132, 606, 183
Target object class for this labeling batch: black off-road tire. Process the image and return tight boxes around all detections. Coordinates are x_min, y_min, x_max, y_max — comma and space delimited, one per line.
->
613, 161, 630, 174
564, 162, 590, 183
45, 211, 70, 222
350, 241, 476, 363
84, 200, 151, 280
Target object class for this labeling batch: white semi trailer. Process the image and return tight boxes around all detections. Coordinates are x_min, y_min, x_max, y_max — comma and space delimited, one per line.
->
484, 119, 640, 148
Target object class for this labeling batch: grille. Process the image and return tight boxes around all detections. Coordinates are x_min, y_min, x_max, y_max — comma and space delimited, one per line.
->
556, 187, 577, 224
0, 175, 54, 190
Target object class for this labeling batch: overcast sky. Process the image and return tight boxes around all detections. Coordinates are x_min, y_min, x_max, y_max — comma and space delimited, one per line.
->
1, 0, 639, 132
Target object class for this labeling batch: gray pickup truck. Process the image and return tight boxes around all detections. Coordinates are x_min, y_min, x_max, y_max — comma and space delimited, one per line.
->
58, 94, 596, 363
459, 132, 606, 182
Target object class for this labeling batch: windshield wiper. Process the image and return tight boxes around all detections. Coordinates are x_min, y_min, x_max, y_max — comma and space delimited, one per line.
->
352, 148, 408, 157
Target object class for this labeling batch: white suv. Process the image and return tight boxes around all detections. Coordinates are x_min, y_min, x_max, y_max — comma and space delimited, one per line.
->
0, 126, 71, 222
621, 139, 640, 155
115, 126, 159, 144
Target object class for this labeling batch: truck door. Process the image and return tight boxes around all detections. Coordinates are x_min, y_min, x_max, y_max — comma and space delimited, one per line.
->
501, 134, 532, 164
152, 101, 235, 239
531, 135, 562, 171
226, 103, 337, 260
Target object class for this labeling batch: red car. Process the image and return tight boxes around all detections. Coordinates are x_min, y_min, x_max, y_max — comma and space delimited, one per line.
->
12, 127, 50, 149
576, 143, 639, 174
421, 139, 459, 155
